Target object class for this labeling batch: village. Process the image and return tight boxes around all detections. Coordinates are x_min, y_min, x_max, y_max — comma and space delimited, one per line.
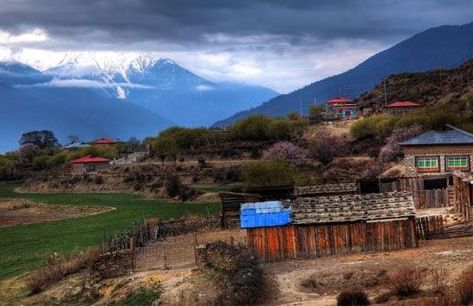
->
4, 84, 473, 306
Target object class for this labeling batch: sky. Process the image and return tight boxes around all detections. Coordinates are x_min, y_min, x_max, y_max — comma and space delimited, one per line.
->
0, 0, 472, 93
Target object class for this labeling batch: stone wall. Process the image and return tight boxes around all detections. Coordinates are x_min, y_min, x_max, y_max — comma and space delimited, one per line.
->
89, 251, 132, 282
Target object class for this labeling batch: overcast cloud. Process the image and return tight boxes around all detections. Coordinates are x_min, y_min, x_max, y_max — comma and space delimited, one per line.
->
0, 0, 472, 92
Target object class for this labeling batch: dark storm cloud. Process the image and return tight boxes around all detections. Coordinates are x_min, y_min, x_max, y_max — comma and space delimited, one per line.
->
0, 0, 472, 49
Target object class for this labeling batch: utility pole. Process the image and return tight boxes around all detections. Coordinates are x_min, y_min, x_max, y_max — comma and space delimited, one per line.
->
299, 100, 303, 117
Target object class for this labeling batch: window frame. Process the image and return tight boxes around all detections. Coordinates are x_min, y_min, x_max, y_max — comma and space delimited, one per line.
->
415, 156, 440, 173
445, 155, 470, 172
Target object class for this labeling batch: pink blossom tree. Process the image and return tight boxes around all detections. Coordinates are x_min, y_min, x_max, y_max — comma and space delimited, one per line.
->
309, 132, 348, 165
262, 141, 306, 166
379, 124, 424, 162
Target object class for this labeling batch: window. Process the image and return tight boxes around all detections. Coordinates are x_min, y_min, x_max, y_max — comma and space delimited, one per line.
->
446, 156, 469, 170
416, 157, 439, 169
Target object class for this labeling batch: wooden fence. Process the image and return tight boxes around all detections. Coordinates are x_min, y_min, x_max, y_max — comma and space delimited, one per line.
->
378, 177, 451, 209
412, 189, 451, 209
246, 219, 418, 263
415, 215, 445, 240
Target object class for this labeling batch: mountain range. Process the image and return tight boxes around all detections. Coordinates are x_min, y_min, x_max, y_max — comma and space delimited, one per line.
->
214, 22, 473, 127
0, 55, 277, 152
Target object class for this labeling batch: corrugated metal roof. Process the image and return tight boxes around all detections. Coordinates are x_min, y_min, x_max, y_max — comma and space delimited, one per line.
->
400, 125, 473, 146
240, 201, 291, 228
292, 192, 415, 224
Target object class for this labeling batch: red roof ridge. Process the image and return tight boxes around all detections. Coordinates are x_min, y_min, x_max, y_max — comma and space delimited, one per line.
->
70, 155, 110, 164
385, 100, 421, 108
327, 96, 353, 104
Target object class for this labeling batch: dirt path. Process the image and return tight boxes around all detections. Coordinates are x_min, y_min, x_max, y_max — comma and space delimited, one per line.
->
264, 235, 473, 305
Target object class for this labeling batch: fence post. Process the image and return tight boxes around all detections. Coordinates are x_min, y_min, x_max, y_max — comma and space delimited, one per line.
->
130, 237, 135, 272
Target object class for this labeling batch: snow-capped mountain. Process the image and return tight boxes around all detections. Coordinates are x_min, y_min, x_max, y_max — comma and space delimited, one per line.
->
37, 53, 278, 126
0, 54, 278, 152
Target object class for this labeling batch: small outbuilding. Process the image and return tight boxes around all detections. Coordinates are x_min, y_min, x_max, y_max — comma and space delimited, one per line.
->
245, 192, 417, 262
384, 100, 421, 115
69, 155, 110, 173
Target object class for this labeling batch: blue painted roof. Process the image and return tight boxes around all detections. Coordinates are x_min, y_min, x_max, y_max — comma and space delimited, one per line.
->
400, 125, 473, 146
240, 201, 291, 228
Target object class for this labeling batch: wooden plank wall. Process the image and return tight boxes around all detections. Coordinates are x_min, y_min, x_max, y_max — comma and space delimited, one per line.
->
415, 215, 445, 240
379, 177, 450, 209
453, 176, 473, 221
246, 219, 418, 263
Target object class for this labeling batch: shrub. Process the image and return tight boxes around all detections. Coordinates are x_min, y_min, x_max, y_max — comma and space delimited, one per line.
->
32, 155, 50, 170
165, 175, 182, 198
115, 283, 162, 306
309, 131, 348, 165
455, 266, 473, 305
230, 115, 272, 140
242, 160, 294, 188
27, 249, 100, 294
337, 289, 370, 306
350, 114, 395, 140
262, 141, 306, 166
389, 266, 424, 297
379, 124, 424, 162
48, 152, 68, 167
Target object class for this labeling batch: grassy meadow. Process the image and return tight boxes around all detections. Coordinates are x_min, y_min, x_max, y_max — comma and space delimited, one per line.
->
0, 183, 219, 280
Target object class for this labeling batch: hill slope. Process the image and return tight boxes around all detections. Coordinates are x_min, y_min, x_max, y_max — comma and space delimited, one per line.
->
215, 22, 473, 127
357, 59, 473, 108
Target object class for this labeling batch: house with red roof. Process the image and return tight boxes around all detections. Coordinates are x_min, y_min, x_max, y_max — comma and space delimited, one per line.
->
93, 138, 117, 146
384, 101, 421, 115
325, 96, 359, 120
69, 155, 110, 173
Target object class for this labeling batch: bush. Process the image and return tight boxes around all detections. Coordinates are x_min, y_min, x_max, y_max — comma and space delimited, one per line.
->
379, 124, 424, 162
337, 289, 370, 306
389, 266, 424, 297
32, 155, 50, 170
27, 249, 100, 294
115, 283, 162, 306
48, 152, 68, 167
350, 114, 395, 141
202, 242, 264, 306
455, 266, 473, 305
230, 116, 272, 140
165, 175, 182, 198
262, 141, 306, 166
309, 131, 348, 165
230, 115, 308, 141
242, 160, 294, 188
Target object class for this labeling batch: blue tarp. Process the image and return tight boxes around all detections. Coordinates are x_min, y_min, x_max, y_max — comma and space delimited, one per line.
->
240, 201, 291, 228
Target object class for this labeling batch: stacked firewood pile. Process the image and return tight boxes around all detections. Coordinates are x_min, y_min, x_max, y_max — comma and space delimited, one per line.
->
148, 215, 220, 239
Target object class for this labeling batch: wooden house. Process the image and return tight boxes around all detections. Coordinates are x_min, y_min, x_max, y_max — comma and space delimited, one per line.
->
246, 192, 417, 263
69, 155, 110, 173
400, 125, 473, 177
384, 101, 421, 115
325, 96, 358, 120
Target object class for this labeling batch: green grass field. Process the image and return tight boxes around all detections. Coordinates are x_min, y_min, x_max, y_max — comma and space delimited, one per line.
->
0, 183, 219, 280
